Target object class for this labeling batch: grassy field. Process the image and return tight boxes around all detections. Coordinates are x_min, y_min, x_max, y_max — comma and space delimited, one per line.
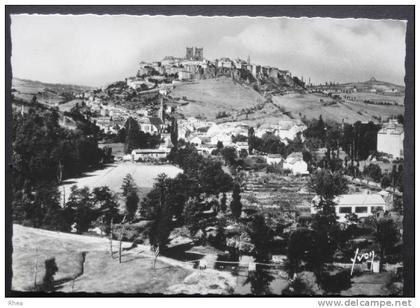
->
171, 77, 264, 119
346, 92, 405, 105
171, 78, 404, 124
11, 224, 191, 293
12, 78, 92, 106
272, 93, 404, 124
61, 162, 183, 200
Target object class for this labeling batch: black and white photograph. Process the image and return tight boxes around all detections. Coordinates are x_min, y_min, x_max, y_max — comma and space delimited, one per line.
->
4, 5, 415, 298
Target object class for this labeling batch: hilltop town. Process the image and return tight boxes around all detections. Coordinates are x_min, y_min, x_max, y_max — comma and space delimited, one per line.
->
10, 46, 405, 296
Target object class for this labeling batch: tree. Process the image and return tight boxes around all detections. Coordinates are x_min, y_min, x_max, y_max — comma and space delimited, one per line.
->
121, 174, 139, 220
117, 127, 126, 143
91, 186, 119, 234
381, 174, 392, 189
170, 118, 178, 148
248, 127, 255, 154
363, 163, 382, 183
287, 228, 318, 274
220, 192, 227, 212
100, 146, 113, 164
12, 182, 67, 231
165, 173, 200, 221
309, 170, 348, 203
183, 197, 207, 236
367, 214, 400, 261
239, 148, 248, 159
303, 115, 326, 148
302, 150, 312, 164
148, 174, 173, 251
124, 117, 141, 154
244, 268, 275, 295
121, 174, 137, 197
230, 182, 242, 219
247, 215, 274, 262
290, 169, 349, 276
199, 160, 233, 195
64, 186, 96, 233
216, 141, 224, 153
125, 191, 139, 221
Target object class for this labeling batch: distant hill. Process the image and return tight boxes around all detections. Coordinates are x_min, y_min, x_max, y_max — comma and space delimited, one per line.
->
334, 77, 405, 94
11, 78, 94, 107
12, 78, 94, 94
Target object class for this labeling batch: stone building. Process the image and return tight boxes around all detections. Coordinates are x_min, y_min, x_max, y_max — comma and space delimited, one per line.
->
377, 119, 404, 158
194, 47, 203, 61
186, 47, 194, 60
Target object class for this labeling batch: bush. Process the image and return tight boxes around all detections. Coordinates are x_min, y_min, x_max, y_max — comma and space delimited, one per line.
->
112, 221, 153, 242
320, 269, 352, 294
363, 163, 382, 183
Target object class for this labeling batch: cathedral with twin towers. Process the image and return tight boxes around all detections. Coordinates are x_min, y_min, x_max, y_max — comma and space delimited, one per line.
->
185, 47, 203, 61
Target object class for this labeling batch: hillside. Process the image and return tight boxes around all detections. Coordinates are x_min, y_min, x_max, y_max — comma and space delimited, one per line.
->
272, 93, 404, 124
11, 78, 93, 107
171, 77, 264, 119
12, 78, 93, 94
341, 77, 405, 93
11, 224, 238, 294
11, 224, 191, 293
170, 77, 404, 124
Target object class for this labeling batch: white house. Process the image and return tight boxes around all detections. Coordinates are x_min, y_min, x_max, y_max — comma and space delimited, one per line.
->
138, 117, 164, 135
210, 133, 233, 146
217, 58, 233, 69
234, 142, 249, 152
377, 119, 404, 158
276, 120, 307, 141
131, 148, 170, 161
126, 77, 149, 90
266, 154, 283, 165
178, 71, 192, 80
283, 152, 308, 175
311, 193, 388, 222
190, 136, 203, 146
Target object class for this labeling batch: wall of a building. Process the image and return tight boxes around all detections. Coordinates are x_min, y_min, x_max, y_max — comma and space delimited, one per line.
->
377, 132, 404, 158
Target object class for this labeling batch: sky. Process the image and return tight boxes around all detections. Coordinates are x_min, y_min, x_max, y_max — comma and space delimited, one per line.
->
10, 15, 407, 87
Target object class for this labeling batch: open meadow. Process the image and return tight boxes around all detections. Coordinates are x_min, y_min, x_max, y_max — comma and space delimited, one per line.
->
11, 224, 192, 293
61, 162, 183, 201
171, 77, 264, 119
272, 93, 404, 123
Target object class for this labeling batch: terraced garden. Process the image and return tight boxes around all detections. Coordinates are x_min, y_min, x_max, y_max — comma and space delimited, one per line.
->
241, 172, 314, 215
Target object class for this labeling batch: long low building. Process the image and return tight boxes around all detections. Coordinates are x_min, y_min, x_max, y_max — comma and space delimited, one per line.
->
131, 148, 170, 161
311, 193, 388, 222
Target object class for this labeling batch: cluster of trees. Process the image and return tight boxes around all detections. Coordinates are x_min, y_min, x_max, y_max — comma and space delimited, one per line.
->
138, 143, 239, 250
63, 186, 120, 234
168, 142, 233, 193
286, 169, 401, 285
247, 127, 306, 158
286, 170, 349, 274
303, 116, 380, 162
12, 107, 114, 229
215, 111, 231, 119
14, 171, 144, 236
122, 117, 162, 154
363, 163, 404, 191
